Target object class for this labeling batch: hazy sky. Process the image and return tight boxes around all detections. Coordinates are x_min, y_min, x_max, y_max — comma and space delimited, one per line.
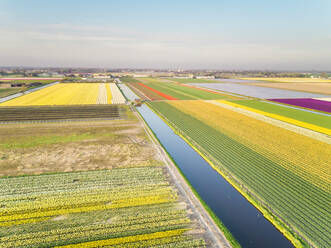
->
0, 0, 330, 70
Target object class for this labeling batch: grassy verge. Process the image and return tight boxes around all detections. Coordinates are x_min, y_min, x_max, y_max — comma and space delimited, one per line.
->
137, 103, 240, 248
0, 88, 23, 98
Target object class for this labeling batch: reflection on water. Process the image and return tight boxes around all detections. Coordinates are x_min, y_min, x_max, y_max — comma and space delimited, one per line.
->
137, 104, 293, 248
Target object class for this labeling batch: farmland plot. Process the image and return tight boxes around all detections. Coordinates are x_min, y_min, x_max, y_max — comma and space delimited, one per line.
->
109, 83, 126, 104
149, 101, 331, 248
269, 98, 331, 113
221, 100, 331, 135
0, 83, 126, 106
0, 108, 209, 247
193, 83, 329, 99
0, 168, 206, 247
128, 78, 237, 100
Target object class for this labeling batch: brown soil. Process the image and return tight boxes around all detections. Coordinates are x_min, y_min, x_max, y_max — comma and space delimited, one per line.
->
0, 119, 161, 177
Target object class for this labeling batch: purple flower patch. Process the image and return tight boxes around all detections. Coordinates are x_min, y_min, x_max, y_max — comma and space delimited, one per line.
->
269, 98, 331, 113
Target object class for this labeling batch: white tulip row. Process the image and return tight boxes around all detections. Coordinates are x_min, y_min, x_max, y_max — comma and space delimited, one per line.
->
109, 83, 126, 104
97, 83, 108, 104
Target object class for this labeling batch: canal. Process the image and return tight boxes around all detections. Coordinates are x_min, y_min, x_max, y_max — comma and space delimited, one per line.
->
137, 104, 293, 248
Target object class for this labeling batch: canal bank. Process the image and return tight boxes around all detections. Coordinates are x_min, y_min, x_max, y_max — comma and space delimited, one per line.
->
136, 104, 295, 248
134, 105, 232, 248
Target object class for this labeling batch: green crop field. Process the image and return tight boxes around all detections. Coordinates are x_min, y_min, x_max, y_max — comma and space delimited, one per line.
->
167, 78, 221, 84
0, 88, 23, 98
230, 99, 331, 129
119, 77, 141, 83
129, 78, 238, 100
149, 101, 330, 248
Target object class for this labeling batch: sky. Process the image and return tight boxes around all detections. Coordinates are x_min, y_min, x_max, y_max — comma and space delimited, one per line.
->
0, 0, 330, 70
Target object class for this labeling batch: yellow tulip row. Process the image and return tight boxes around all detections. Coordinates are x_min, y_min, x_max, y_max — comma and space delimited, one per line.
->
169, 100, 330, 192
106, 83, 112, 104
220, 100, 331, 135
55, 229, 188, 248
1, 186, 173, 215
1, 169, 204, 247
2, 218, 190, 247
0, 83, 126, 106
0, 194, 175, 223
0, 217, 50, 227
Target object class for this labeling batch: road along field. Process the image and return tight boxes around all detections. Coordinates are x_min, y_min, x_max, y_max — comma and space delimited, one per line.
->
0, 83, 125, 106
148, 100, 331, 248
0, 106, 219, 247
220, 100, 331, 135
127, 78, 240, 100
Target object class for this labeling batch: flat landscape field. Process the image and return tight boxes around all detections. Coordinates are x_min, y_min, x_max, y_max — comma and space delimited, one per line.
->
269, 98, 331, 113
0, 109, 209, 247
192, 83, 329, 99
221, 100, 331, 135
0, 83, 125, 106
127, 78, 240, 100
250, 82, 331, 95
240, 77, 331, 83
149, 100, 330, 248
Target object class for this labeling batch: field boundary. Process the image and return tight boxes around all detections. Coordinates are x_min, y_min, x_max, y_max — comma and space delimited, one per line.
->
134, 105, 233, 248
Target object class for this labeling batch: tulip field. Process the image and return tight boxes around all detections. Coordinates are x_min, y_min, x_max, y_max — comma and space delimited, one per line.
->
0, 167, 206, 247
269, 98, 331, 113
219, 100, 331, 135
148, 100, 330, 248
0, 83, 126, 106
127, 78, 240, 100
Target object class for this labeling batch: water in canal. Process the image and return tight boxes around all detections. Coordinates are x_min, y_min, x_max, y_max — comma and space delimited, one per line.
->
137, 104, 294, 248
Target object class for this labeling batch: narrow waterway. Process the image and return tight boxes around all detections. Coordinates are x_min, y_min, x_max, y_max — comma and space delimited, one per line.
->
137, 104, 294, 248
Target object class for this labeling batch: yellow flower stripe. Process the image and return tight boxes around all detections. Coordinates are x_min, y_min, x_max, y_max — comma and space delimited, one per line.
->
0, 217, 50, 227
1, 187, 173, 214
54, 229, 188, 248
106, 83, 112, 104
169, 100, 331, 192
0, 195, 175, 222
0, 83, 100, 106
103, 236, 189, 248
219, 100, 331, 135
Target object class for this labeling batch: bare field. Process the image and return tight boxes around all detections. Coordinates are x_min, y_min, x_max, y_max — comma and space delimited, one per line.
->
0, 119, 161, 177
250, 82, 331, 95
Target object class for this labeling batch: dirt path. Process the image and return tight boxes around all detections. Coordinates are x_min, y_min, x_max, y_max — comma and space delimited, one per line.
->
133, 107, 231, 248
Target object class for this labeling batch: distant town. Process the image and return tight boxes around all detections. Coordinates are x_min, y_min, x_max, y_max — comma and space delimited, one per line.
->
0, 67, 330, 82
